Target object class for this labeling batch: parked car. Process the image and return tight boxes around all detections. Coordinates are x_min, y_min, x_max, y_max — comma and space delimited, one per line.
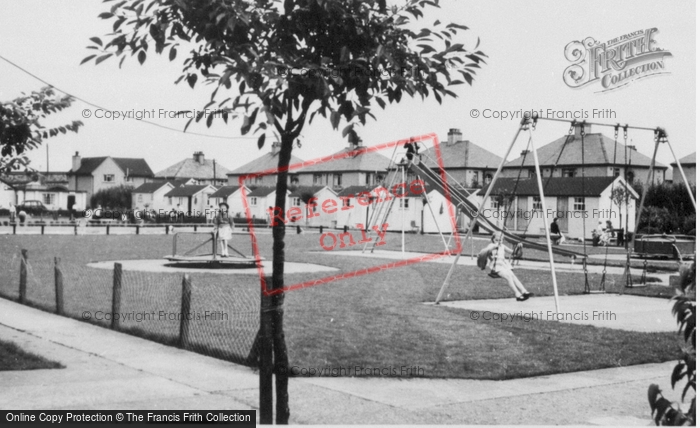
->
16, 200, 49, 216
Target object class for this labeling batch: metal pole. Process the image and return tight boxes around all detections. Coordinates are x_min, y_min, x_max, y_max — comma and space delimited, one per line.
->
527, 123, 561, 314
633, 134, 661, 238
435, 123, 524, 304
401, 164, 405, 254
665, 133, 696, 211
536, 116, 659, 132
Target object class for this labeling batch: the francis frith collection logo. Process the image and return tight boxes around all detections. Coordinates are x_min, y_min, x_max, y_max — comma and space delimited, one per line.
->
563, 28, 672, 93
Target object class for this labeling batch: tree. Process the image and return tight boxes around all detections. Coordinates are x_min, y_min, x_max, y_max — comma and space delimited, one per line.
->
0, 87, 83, 174
609, 183, 631, 229
85, 0, 485, 423
648, 260, 695, 426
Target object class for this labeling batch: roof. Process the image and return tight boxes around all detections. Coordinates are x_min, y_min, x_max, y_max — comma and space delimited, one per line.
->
296, 146, 391, 173
671, 152, 696, 166
289, 186, 328, 198
228, 151, 304, 176
246, 186, 278, 197
336, 186, 375, 197
421, 140, 503, 170
336, 182, 432, 198
164, 185, 210, 197
210, 186, 242, 198
503, 133, 668, 170
71, 157, 154, 177
132, 182, 174, 194
476, 177, 623, 197
155, 158, 231, 180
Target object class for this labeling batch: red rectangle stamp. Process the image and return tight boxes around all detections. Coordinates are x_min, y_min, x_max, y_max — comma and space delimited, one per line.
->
239, 133, 461, 296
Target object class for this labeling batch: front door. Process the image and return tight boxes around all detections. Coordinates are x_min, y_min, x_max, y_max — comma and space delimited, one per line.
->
556, 197, 568, 232
67, 195, 75, 210
516, 196, 528, 231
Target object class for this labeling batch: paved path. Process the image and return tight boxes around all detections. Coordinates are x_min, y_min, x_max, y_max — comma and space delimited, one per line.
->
0, 298, 689, 425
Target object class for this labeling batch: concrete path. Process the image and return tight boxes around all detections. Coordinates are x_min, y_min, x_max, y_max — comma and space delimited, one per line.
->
438, 294, 677, 332
0, 298, 688, 425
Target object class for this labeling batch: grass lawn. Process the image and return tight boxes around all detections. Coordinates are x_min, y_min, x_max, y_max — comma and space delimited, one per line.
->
0, 232, 683, 380
0, 339, 63, 371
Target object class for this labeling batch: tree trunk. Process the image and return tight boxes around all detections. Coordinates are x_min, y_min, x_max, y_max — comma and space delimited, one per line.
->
271, 132, 294, 424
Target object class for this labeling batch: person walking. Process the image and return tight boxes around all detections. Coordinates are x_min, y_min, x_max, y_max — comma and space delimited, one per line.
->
549, 217, 565, 245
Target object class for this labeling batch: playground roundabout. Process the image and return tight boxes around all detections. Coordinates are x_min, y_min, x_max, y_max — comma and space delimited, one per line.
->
87, 258, 339, 275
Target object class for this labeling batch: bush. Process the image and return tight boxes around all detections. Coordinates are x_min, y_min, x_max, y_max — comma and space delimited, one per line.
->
637, 182, 696, 235
90, 185, 133, 211
648, 261, 696, 425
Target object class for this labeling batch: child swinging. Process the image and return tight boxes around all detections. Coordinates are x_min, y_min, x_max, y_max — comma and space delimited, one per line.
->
478, 232, 533, 301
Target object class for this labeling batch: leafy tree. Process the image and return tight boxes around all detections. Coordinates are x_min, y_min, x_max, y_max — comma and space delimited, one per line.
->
609, 183, 632, 229
0, 87, 83, 174
648, 260, 696, 425
85, 0, 485, 422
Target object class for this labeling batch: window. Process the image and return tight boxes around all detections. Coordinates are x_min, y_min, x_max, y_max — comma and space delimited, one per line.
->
313, 174, 323, 185
42, 193, 55, 205
400, 198, 409, 209
138, 194, 143, 202
484, 173, 493, 184
103, 174, 115, 182
528, 169, 536, 178
613, 168, 620, 177
194, 196, 198, 204
532, 196, 542, 211
168, 197, 172, 205
293, 197, 301, 206
333, 174, 342, 187
342, 198, 352, 208
125, 176, 133, 182
254, 176, 263, 185
250, 197, 258, 206
573, 197, 585, 211
365, 173, 372, 186
563, 168, 577, 178
490, 197, 499, 209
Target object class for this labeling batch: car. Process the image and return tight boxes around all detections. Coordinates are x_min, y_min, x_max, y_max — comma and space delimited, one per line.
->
16, 200, 49, 217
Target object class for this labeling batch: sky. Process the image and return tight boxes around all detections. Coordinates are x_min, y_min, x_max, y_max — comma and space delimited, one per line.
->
0, 0, 695, 175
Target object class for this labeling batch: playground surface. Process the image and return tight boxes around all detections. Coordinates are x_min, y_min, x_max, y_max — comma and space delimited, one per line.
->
437, 294, 677, 333
0, 297, 687, 425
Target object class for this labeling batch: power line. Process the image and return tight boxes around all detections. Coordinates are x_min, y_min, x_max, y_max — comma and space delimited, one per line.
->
0, 53, 258, 141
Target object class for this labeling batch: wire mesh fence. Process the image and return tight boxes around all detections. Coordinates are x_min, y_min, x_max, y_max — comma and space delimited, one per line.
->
0, 249, 260, 366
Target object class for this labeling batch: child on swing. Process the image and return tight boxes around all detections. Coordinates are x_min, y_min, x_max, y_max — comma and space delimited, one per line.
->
481, 232, 533, 301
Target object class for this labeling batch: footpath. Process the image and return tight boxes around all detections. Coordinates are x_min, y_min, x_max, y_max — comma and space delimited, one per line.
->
0, 298, 686, 425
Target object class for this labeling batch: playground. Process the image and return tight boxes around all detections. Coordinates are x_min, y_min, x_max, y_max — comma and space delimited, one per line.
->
0, 230, 684, 380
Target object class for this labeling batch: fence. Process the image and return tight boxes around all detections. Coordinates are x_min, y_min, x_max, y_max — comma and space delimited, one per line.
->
0, 249, 261, 366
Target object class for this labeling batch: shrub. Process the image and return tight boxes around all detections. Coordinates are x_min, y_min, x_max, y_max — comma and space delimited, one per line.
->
648, 261, 696, 425
90, 185, 133, 211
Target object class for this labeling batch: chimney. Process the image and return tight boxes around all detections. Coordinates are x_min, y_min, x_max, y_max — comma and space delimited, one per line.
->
447, 128, 462, 145
271, 141, 282, 156
193, 151, 205, 164
520, 150, 530, 157
573, 122, 593, 136
628, 145, 637, 151
347, 138, 364, 150
72, 151, 81, 172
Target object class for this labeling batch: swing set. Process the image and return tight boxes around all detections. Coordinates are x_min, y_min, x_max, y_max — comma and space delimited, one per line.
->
361, 114, 695, 314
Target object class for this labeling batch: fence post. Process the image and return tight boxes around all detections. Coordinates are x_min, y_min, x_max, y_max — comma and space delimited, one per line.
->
54, 257, 64, 315
111, 263, 122, 330
19, 249, 28, 304
136, 225, 140, 235
178, 274, 192, 349
165, 225, 170, 235
320, 225, 323, 234
106, 225, 110, 235
41, 225, 45, 235
74, 224, 77, 235
13, 223, 16, 235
